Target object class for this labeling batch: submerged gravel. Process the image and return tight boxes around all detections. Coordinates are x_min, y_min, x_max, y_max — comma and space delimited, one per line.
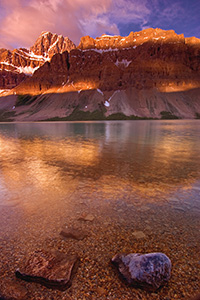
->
0, 186, 199, 300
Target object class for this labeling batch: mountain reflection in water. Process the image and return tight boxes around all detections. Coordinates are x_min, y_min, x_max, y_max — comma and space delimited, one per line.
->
0, 121, 200, 208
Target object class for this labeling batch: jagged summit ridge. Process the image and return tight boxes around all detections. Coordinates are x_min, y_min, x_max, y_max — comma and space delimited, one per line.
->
78, 28, 184, 50
78, 28, 200, 51
30, 31, 76, 58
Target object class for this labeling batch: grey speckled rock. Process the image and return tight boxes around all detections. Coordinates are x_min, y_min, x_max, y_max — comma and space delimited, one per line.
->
15, 250, 79, 290
112, 252, 171, 291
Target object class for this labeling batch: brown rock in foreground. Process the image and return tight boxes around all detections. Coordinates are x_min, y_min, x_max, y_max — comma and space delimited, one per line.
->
15, 250, 79, 290
0, 279, 28, 300
112, 252, 171, 291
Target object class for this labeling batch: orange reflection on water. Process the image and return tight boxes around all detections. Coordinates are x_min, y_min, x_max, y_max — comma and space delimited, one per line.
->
0, 136, 99, 190
0, 121, 199, 211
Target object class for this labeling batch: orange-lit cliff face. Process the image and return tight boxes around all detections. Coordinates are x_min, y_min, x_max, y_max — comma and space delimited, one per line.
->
1, 28, 200, 120
72, 28, 200, 92
14, 28, 200, 94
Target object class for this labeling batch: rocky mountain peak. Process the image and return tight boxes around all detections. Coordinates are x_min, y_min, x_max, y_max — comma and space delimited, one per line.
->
0, 31, 76, 89
30, 31, 76, 59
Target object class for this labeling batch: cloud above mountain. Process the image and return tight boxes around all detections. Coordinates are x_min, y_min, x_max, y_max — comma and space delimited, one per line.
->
0, 0, 199, 49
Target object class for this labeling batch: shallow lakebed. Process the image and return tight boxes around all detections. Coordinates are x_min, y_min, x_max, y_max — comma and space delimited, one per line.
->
0, 120, 199, 299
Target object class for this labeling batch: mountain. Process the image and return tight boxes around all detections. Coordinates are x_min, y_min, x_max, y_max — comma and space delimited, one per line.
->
30, 31, 76, 58
0, 32, 76, 89
0, 28, 200, 121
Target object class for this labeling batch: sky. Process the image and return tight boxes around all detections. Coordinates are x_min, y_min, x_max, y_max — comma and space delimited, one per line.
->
0, 0, 199, 49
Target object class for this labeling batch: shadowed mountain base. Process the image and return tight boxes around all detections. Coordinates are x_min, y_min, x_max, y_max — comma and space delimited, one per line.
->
0, 86, 200, 121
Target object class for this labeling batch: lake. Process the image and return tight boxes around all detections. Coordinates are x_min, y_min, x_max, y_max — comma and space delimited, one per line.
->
0, 120, 199, 299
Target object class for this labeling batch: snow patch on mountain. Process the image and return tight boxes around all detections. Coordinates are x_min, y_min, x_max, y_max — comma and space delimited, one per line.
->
83, 48, 120, 53
15, 50, 48, 62
17, 65, 40, 75
0, 89, 9, 94
0, 61, 40, 75
115, 59, 132, 68
104, 101, 110, 107
104, 90, 121, 107
48, 38, 59, 51
97, 89, 104, 96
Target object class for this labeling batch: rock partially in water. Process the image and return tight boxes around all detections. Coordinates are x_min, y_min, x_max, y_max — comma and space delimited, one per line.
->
60, 226, 88, 240
112, 252, 171, 291
15, 250, 79, 290
0, 279, 28, 300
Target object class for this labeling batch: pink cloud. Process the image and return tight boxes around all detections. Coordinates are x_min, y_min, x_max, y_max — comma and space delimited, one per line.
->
0, 0, 151, 49
0, 0, 198, 50
110, 0, 150, 23
0, 0, 117, 49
